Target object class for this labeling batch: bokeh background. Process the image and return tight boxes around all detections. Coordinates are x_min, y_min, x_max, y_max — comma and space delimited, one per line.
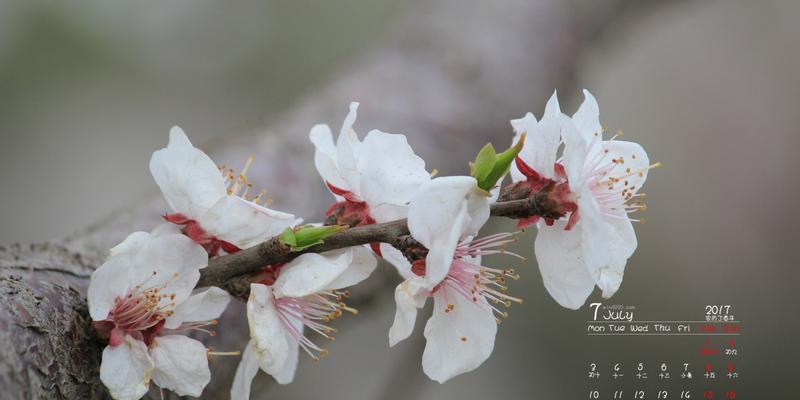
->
1, 0, 797, 398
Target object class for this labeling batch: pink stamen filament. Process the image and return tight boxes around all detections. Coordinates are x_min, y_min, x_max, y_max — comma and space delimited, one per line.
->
572, 131, 656, 223
434, 235, 525, 324
454, 233, 528, 263
104, 271, 188, 343
165, 320, 219, 337
274, 290, 355, 361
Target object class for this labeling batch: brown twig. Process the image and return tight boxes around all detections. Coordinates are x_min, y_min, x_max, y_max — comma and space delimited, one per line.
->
198, 194, 556, 294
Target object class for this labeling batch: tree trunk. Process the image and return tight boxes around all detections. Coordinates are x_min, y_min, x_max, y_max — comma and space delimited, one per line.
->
0, 0, 653, 398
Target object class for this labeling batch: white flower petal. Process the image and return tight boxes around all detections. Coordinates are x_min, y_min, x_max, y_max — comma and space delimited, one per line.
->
422, 286, 497, 383
109, 231, 152, 257
164, 287, 231, 329
510, 112, 537, 135
509, 112, 538, 183
465, 190, 491, 237
371, 203, 411, 223
572, 89, 602, 140
511, 91, 562, 181
270, 333, 300, 385
127, 233, 206, 309
534, 221, 596, 309
150, 335, 211, 398
230, 341, 260, 400
149, 126, 226, 219
577, 192, 615, 277
597, 216, 637, 299
309, 123, 348, 190
272, 250, 352, 298
243, 287, 302, 386
408, 176, 483, 248
381, 244, 415, 280
323, 246, 377, 290
602, 140, 650, 198
534, 91, 564, 175
88, 250, 135, 321
356, 130, 430, 218
198, 195, 298, 249
575, 190, 638, 299
149, 222, 182, 238
247, 284, 290, 375
389, 279, 427, 347
560, 116, 589, 186
100, 336, 154, 400
336, 102, 362, 191
423, 241, 462, 291
408, 176, 487, 288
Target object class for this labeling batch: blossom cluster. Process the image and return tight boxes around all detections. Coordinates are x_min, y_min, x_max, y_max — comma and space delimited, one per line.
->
87, 90, 655, 399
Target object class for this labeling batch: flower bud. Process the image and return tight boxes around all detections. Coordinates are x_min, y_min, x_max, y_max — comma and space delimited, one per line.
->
470, 133, 526, 192
279, 225, 346, 250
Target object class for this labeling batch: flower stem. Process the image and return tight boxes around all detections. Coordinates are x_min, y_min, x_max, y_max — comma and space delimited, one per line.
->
197, 192, 556, 296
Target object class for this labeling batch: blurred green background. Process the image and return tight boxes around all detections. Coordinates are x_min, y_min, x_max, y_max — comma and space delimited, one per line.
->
0, 0, 797, 398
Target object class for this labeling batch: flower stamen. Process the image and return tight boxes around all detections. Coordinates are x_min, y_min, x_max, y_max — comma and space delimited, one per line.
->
274, 291, 358, 361
578, 133, 660, 224
104, 270, 187, 345
428, 234, 525, 324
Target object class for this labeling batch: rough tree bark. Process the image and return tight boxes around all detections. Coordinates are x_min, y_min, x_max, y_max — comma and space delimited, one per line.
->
0, 1, 654, 398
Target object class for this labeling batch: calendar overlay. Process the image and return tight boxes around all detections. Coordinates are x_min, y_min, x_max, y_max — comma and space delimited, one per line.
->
586, 303, 740, 399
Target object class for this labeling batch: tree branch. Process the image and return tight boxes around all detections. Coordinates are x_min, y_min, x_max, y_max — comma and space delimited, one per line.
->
198, 196, 552, 294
